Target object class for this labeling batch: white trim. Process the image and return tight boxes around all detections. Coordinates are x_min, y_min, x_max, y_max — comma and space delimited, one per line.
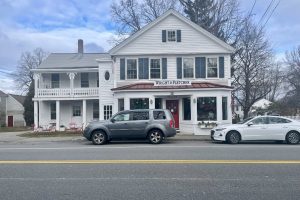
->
206, 57, 219, 79
32, 68, 98, 72
167, 29, 177, 42
149, 58, 162, 80
109, 10, 235, 55
182, 57, 195, 79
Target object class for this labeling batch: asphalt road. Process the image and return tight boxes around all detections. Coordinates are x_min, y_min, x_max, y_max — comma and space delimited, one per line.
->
0, 137, 300, 200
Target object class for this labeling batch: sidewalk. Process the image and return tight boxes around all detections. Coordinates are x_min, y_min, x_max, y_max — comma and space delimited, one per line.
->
0, 131, 211, 144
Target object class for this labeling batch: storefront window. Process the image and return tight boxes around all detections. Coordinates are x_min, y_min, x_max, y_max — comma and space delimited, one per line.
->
155, 98, 162, 109
118, 99, 124, 111
197, 97, 217, 121
130, 98, 149, 110
222, 97, 228, 120
183, 98, 191, 120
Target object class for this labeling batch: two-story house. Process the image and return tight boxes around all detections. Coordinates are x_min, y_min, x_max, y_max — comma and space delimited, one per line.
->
32, 10, 234, 135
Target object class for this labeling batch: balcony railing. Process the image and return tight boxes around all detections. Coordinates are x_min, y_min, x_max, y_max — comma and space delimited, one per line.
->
36, 88, 99, 98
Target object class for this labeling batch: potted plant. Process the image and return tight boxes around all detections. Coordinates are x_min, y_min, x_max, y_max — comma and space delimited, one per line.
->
59, 125, 66, 131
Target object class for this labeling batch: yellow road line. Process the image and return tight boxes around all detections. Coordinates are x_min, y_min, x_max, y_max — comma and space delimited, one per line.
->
0, 160, 300, 164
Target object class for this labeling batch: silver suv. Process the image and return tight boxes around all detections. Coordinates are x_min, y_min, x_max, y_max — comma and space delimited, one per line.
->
83, 109, 176, 145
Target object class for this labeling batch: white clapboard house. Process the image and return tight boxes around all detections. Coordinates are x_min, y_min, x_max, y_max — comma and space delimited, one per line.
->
32, 10, 234, 135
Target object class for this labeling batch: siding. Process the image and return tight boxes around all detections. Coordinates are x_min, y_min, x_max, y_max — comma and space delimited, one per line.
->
114, 55, 231, 87
115, 14, 230, 55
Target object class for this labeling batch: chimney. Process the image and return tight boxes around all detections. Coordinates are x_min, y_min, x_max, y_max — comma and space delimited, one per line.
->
78, 39, 83, 53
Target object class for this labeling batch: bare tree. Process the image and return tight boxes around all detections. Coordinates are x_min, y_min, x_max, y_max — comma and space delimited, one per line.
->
12, 48, 48, 93
110, 0, 180, 45
179, 0, 242, 45
284, 46, 300, 111
232, 17, 274, 119
266, 62, 285, 102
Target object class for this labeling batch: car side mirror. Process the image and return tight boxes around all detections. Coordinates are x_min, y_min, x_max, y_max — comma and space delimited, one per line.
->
111, 118, 115, 123
247, 122, 253, 126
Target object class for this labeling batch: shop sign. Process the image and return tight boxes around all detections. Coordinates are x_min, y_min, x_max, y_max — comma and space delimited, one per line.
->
154, 80, 192, 86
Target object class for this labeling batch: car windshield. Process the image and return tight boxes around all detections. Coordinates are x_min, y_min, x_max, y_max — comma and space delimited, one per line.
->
237, 117, 254, 124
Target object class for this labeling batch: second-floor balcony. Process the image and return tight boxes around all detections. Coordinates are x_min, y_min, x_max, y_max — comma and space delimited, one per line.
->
36, 87, 99, 98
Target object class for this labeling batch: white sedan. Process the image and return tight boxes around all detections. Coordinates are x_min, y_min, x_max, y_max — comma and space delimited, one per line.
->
211, 116, 300, 144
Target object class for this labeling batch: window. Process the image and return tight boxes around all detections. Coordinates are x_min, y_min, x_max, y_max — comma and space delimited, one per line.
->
197, 97, 217, 121
222, 97, 228, 120
73, 105, 81, 117
81, 73, 89, 87
104, 105, 112, 120
105, 71, 110, 81
207, 58, 218, 78
251, 117, 268, 125
130, 98, 149, 110
113, 112, 130, 121
51, 74, 59, 88
153, 111, 166, 120
167, 30, 176, 42
183, 98, 191, 120
50, 103, 56, 120
183, 58, 194, 78
97, 72, 99, 87
127, 59, 137, 79
268, 117, 291, 124
155, 98, 162, 109
93, 102, 99, 119
150, 59, 161, 79
118, 99, 124, 111
132, 111, 149, 120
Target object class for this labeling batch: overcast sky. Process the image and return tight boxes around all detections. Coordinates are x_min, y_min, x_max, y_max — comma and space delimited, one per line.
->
0, 0, 299, 94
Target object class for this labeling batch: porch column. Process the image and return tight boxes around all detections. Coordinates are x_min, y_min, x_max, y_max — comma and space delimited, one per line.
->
33, 73, 40, 97
83, 100, 87, 127
149, 96, 155, 109
124, 98, 130, 110
191, 95, 197, 134
217, 96, 222, 122
68, 73, 76, 97
56, 100, 60, 131
34, 101, 38, 129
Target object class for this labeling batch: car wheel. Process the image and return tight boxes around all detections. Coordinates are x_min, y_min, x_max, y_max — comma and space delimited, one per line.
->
226, 131, 241, 144
148, 129, 163, 144
286, 131, 300, 144
91, 131, 107, 145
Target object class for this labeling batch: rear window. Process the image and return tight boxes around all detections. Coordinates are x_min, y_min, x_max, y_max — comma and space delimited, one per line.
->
132, 111, 149, 120
268, 117, 291, 124
153, 111, 166, 120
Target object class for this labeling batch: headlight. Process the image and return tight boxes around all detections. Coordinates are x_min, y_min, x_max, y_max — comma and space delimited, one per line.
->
216, 128, 227, 131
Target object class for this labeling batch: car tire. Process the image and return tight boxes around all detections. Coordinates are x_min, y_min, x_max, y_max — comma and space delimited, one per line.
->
148, 129, 163, 144
91, 130, 107, 145
226, 131, 241, 144
286, 131, 300, 144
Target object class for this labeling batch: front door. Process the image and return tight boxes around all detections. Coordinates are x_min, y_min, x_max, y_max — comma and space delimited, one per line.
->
8, 116, 13, 127
166, 100, 179, 128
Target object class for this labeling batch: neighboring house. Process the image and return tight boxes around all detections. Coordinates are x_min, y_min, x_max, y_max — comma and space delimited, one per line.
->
0, 90, 26, 127
233, 98, 273, 119
32, 10, 234, 135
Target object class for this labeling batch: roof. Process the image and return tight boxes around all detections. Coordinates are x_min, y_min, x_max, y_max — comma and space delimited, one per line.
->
0, 90, 8, 97
109, 9, 235, 55
38, 53, 110, 69
111, 82, 233, 91
10, 94, 26, 105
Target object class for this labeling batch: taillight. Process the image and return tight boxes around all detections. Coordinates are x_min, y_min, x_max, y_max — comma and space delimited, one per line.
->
169, 120, 174, 128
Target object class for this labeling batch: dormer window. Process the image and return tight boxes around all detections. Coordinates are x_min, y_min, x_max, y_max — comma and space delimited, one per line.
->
167, 30, 176, 42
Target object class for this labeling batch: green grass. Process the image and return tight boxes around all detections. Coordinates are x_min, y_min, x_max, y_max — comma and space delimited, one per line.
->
0, 127, 32, 132
18, 131, 83, 138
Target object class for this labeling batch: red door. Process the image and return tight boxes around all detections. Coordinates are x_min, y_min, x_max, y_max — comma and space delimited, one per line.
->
8, 116, 13, 127
166, 100, 179, 129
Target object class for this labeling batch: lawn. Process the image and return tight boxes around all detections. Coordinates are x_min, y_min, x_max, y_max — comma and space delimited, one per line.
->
0, 127, 32, 132
18, 131, 83, 138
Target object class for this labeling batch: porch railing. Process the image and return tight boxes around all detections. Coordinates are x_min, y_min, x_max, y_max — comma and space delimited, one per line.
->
36, 88, 99, 98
